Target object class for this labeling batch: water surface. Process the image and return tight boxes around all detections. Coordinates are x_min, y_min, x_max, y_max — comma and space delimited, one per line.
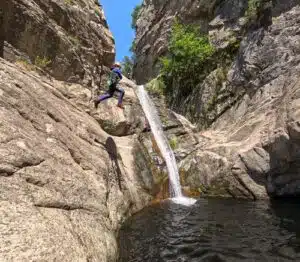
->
119, 198, 300, 261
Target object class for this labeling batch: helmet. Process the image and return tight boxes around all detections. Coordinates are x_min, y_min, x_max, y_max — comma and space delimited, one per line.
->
113, 62, 121, 68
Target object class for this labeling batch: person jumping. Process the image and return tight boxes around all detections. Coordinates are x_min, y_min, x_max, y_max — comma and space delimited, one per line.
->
94, 62, 125, 109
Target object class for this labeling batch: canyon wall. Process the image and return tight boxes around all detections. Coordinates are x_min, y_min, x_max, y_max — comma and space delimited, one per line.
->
0, 1, 154, 261
1, 0, 114, 86
134, 0, 300, 199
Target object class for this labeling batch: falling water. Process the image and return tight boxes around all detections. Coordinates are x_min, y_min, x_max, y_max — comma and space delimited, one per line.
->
136, 85, 196, 205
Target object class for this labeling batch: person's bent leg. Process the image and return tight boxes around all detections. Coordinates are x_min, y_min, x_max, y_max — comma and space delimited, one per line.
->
94, 90, 114, 108
116, 87, 125, 107
98, 93, 113, 102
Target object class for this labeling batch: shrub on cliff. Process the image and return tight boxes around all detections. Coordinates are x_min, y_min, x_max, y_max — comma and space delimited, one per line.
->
245, 0, 261, 19
145, 77, 166, 96
131, 4, 142, 30
121, 55, 135, 79
160, 20, 215, 95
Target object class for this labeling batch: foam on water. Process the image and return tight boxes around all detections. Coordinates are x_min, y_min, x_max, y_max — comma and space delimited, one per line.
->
171, 196, 197, 206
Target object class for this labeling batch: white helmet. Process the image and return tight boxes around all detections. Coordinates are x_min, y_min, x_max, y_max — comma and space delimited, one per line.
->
113, 62, 121, 68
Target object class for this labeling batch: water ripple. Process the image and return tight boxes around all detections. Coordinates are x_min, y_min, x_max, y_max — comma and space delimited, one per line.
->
119, 198, 300, 262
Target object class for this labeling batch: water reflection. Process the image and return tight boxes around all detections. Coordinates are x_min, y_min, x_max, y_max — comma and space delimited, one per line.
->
119, 199, 300, 262
270, 199, 300, 260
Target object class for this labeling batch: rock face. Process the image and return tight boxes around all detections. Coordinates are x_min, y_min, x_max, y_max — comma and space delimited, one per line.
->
133, 0, 288, 85
134, 1, 300, 199
133, 0, 220, 84
134, 0, 274, 124
137, 93, 200, 199
0, 0, 114, 86
0, 58, 153, 261
178, 74, 300, 199
2, 0, 300, 260
59, 77, 147, 137
0, 1, 156, 260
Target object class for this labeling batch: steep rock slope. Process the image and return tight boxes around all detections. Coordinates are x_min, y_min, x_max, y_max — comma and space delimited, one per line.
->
178, 4, 300, 199
133, 0, 297, 85
133, 0, 217, 84
0, 0, 156, 260
0, 58, 152, 261
0, 0, 114, 85
134, 1, 300, 198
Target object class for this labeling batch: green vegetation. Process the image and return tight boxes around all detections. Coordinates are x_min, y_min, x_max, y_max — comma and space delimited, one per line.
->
156, 19, 241, 126
64, 0, 73, 5
16, 56, 52, 71
69, 35, 80, 49
145, 77, 166, 96
130, 4, 142, 59
16, 58, 34, 71
169, 136, 178, 150
160, 20, 215, 96
34, 56, 51, 69
245, 0, 262, 21
130, 41, 137, 53
131, 4, 142, 30
95, 10, 100, 17
160, 20, 215, 77
121, 56, 134, 79
121, 4, 143, 79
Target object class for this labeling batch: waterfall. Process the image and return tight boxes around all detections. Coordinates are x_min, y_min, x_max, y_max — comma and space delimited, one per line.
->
136, 85, 196, 205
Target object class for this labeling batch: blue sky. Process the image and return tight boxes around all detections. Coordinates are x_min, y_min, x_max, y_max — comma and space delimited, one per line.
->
100, 0, 142, 62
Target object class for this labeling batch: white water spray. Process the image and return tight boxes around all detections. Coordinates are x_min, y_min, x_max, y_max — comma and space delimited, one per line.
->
136, 86, 196, 206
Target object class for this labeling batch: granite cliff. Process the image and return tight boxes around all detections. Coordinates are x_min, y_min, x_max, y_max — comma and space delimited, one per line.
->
2, 0, 300, 260
133, 0, 300, 199
0, 1, 153, 261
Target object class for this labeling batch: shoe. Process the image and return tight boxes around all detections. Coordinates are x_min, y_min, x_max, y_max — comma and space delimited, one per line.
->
117, 103, 124, 109
142, 127, 151, 133
94, 99, 100, 109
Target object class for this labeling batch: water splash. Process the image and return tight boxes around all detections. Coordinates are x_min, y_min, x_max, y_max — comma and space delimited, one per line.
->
136, 86, 196, 206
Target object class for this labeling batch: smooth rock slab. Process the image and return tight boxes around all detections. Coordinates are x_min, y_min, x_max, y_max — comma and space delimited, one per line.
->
0, 59, 151, 261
